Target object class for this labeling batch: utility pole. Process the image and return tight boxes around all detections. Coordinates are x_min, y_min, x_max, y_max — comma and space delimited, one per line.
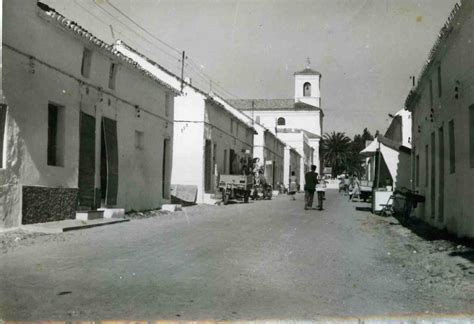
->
180, 51, 185, 92
252, 100, 255, 125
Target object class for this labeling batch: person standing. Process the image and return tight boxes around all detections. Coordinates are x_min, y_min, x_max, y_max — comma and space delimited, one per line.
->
304, 165, 318, 210
316, 176, 327, 210
288, 171, 298, 200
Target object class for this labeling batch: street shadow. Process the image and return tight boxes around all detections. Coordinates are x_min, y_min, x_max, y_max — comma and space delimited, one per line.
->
392, 214, 474, 262
355, 206, 372, 212
449, 250, 474, 262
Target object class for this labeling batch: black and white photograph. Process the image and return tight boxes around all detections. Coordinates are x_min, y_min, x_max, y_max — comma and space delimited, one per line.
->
0, 0, 473, 321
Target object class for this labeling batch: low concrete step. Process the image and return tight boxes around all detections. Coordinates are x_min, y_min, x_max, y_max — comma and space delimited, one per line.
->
161, 204, 182, 212
98, 208, 125, 219
76, 210, 104, 221
21, 218, 130, 234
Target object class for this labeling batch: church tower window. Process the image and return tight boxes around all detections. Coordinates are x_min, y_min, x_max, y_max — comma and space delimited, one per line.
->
277, 117, 286, 126
303, 82, 311, 97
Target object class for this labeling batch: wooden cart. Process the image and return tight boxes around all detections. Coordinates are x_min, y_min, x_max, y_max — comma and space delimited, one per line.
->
218, 174, 253, 205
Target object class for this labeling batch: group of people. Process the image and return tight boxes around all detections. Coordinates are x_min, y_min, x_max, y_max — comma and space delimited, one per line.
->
288, 165, 326, 210
339, 174, 361, 201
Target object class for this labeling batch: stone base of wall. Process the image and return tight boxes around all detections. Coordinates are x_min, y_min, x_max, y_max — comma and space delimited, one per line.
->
22, 186, 78, 224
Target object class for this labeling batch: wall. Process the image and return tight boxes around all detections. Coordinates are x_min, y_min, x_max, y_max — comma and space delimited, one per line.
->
254, 110, 322, 137
294, 74, 321, 107
171, 87, 206, 201
409, 1, 474, 238
1, 0, 174, 227
171, 86, 254, 204
263, 130, 285, 187
277, 131, 308, 188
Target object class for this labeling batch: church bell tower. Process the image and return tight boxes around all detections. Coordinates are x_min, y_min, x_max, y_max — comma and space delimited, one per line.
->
294, 59, 321, 108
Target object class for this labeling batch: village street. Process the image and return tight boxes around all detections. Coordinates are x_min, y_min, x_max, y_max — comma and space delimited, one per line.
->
0, 190, 473, 321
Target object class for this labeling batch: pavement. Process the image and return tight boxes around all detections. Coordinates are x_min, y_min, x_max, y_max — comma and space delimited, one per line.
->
0, 190, 473, 321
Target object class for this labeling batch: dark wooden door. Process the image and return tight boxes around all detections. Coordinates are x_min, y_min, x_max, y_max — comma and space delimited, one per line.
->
102, 117, 119, 206
204, 140, 212, 193
78, 112, 96, 210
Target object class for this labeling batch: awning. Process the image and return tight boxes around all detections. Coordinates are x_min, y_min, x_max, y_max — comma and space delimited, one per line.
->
379, 142, 399, 184
360, 138, 379, 157
359, 136, 400, 186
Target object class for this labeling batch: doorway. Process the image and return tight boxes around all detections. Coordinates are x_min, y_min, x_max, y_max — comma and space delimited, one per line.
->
438, 126, 444, 222
101, 117, 118, 207
204, 140, 212, 193
78, 112, 96, 210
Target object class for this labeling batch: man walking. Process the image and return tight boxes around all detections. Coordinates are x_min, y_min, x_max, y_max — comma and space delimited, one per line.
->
304, 165, 318, 210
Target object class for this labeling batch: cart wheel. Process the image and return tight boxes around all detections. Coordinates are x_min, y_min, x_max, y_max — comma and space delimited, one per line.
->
223, 193, 230, 205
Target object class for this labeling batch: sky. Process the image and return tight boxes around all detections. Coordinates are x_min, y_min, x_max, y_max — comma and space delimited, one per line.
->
45, 0, 459, 137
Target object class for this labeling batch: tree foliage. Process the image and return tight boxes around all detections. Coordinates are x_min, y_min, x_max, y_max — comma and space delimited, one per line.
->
320, 128, 374, 178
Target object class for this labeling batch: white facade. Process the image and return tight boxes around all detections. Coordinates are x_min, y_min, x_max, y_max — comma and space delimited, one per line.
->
115, 42, 255, 204
1, 1, 177, 228
405, 0, 474, 238
252, 122, 285, 187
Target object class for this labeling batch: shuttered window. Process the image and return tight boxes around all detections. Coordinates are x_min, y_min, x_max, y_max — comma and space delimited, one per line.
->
0, 104, 6, 168
47, 103, 65, 166
470, 105, 474, 168
102, 117, 119, 206
449, 120, 455, 173
81, 48, 92, 78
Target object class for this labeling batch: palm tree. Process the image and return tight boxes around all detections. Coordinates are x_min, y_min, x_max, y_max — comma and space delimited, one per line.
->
320, 131, 351, 177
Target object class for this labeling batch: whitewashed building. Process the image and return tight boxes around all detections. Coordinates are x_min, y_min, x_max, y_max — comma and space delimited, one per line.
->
405, 0, 474, 238
115, 42, 256, 204
252, 122, 286, 189
229, 66, 323, 188
0, 1, 178, 228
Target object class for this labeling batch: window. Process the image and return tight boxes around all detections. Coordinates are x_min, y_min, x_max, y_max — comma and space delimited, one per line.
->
470, 105, 474, 168
81, 48, 92, 78
162, 138, 170, 198
47, 103, 65, 166
303, 82, 311, 97
165, 92, 170, 117
425, 144, 428, 187
135, 130, 144, 150
277, 117, 286, 126
437, 64, 442, 97
0, 104, 6, 168
223, 149, 227, 173
429, 79, 433, 108
448, 119, 455, 173
416, 154, 420, 187
108, 62, 117, 89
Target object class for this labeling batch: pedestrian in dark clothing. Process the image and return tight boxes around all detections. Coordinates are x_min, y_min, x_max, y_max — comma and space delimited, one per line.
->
304, 165, 318, 210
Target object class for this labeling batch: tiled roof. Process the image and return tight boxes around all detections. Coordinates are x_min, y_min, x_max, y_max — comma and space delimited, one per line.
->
294, 67, 321, 76
276, 127, 321, 139
36, 2, 179, 95
227, 99, 321, 111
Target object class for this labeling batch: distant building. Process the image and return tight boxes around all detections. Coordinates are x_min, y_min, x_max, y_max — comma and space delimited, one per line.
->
405, 0, 474, 238
229, 66, 323, 188
252, 122, 286, 189
0, 1, 178, 228
115, 41, 256, 204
